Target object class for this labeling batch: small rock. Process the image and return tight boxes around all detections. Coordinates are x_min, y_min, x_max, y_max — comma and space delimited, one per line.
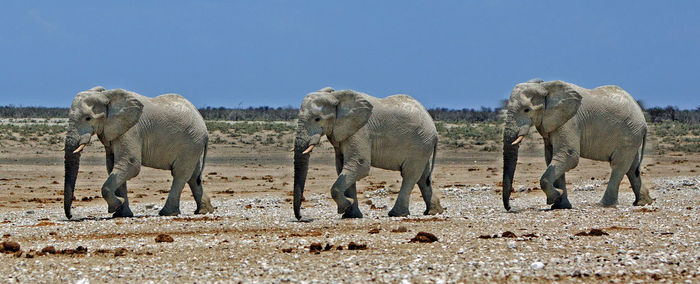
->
309, 243, 323, 253
409, 232, 438, 243
507, 241, 517, 249
113, 248, 128, 257
1, 241, 20, 253
368, 228, 380, 234
41, 246, 57, 254
530, 261, 545, 270
347, 242, 367, 250
575, 229, 609, 236
155, 234, 174, 243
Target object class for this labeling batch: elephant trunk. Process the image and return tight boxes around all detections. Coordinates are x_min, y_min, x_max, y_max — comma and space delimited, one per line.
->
64, 129, 82, 219
502, 126, 520, 211
293, 137, 312, 220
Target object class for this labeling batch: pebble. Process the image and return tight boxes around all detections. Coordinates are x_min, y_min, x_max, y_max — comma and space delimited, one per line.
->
530, 262, 545, 270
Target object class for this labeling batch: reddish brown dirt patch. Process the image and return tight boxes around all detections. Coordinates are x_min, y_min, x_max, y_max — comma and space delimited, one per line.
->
113, 248, 128, 257
400, 217, 446, 223
635, 207, 659, 213
24, 221, 56, 227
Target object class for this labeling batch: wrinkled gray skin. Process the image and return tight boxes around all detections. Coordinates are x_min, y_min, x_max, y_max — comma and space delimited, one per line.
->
64, 86, 215, 219
502, 79, 653, 211
294, 87, 444, 219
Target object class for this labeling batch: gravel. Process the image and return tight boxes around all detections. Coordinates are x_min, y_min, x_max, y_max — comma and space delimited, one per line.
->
0, 176, 698, 283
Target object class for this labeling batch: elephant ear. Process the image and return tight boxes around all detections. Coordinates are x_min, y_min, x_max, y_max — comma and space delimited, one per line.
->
102, 89, 144, 141
542, 81, 582, 133
331, 90, 373, 142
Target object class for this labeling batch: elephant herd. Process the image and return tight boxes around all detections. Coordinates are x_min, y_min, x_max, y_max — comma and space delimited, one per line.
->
63, 79, 653, 220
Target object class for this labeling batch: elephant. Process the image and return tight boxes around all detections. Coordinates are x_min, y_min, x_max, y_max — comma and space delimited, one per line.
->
64, 86, 215, 219
293, 87, 444, 219
502, 79, 653, 210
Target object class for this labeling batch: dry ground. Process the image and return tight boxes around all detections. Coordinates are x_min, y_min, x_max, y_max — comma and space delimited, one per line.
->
0, 131, 699, 283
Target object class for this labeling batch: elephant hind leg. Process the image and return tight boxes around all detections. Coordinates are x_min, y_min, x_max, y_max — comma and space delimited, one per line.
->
388, 161, 424, 217
188, 160, 215, 214
417, 163, 444, 215
627, 153, 652, 206
160, 159, 198, 216
600, 150, 636, 207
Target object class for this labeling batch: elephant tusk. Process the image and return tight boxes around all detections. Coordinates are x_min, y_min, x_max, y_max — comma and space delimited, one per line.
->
73, 144, 87, 154
302, 144, 315, 155
511, 136, 524, 145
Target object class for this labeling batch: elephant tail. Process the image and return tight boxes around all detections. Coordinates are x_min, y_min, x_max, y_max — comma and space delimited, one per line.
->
429, 137, 438, 179
201, 138, 208, 174
640, 128, 647, 166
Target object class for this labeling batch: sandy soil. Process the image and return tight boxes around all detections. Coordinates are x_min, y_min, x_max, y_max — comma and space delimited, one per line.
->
0, 138, 699, 283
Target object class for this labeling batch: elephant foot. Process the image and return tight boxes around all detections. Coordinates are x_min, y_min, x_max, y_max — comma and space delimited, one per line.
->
545, 190, 562, 205
550, 197, 572, 210
195, 203, 216, 214
112, 205, 134, 218
597, 199, 618, 208
388, 207, 410, 217
107, 198, 124, 214
424, 200, 445, 215
336, 198, 352, 214
159, 208, 181, 216
633, 196, 654, 206
341, 208, 363, 219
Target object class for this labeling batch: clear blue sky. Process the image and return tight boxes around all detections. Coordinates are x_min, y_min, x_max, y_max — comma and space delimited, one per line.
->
1, 1, 699, 109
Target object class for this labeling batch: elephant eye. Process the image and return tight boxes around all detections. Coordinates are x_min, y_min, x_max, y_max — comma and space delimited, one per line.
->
523, 108, 531, 113
85, 116, 92, 121
314, 117, 321, 122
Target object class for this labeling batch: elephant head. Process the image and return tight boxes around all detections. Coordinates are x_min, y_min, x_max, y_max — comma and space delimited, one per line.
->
64, 87, 143, 219
502, 79, 582, 210
293, 87, 373, 220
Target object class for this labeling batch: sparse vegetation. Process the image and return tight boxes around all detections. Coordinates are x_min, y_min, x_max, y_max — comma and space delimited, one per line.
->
650, 121, 700, 153
1, 106, 698, 152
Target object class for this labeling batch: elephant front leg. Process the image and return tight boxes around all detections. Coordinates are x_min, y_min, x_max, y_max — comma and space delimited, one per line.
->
102, 173, 128, 214
112, 182, 134, 217
540, 159, 574, 207
550, 174, 572, 209
330, 173, 358, 215
341, 183, 363, 218
544, 142, 572, 209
